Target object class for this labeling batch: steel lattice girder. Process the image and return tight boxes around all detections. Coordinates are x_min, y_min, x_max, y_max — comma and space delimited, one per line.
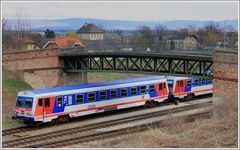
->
63, 56, 213, 78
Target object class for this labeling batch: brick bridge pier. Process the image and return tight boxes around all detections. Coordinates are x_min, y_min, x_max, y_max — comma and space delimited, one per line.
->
213, 50, 238, 103
2, 49, 87, 89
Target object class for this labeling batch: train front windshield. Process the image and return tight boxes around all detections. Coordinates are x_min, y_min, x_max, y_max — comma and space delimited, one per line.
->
16, 97, 33, 108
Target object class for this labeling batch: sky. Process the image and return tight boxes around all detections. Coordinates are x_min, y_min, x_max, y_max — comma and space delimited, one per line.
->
2, 1, 239, 21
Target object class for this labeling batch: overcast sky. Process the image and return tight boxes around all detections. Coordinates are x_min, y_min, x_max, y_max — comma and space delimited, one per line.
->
2, 1, 239, 21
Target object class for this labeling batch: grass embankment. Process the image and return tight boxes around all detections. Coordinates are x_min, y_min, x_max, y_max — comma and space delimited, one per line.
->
2, 68, 32, 128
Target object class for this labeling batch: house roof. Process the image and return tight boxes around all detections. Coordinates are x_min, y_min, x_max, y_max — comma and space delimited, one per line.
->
37, 37, 84, 49
76, 23, 104, 34
37, 38, 53, 48
54, 37, 84, 48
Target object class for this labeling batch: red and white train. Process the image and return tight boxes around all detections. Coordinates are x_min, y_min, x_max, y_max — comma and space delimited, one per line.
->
12, 76, 212, 126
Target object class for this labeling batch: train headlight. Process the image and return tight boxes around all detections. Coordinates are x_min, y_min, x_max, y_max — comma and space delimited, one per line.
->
14, 110, 18, 114
27, 112, 32, 116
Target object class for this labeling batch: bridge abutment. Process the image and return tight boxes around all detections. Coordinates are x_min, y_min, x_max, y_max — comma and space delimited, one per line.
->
2, 49, 87, 89
213, 50, 238, 118
63, 72, 87, 86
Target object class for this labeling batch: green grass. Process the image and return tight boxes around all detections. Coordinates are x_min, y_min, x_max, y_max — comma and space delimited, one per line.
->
3, 68, 32, 96
91, 72, 124, 81
2, 119, 21, 128
2, 68, 32, 128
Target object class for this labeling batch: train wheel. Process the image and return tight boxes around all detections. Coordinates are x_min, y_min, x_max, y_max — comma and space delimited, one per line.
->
184, 94, 193, 101
32, 121, 42, 127
145, 101, 155, 108
57, 115, 70, 123
174, 98, 180, 105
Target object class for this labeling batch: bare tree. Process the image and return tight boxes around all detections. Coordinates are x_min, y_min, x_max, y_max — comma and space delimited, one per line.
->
155, 23, 167, 41
114, 29, 124, 42
2, 11, 32, 52
131, 25, 154, 44
198, 22, 220, 47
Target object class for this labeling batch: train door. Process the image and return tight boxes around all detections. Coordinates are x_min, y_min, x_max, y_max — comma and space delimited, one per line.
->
175, 80, 184, 97
37, 98, 43, 121
158, 83, 164, 96
43, 98, 51, 122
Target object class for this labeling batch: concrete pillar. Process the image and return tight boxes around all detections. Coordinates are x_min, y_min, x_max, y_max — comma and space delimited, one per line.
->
63, 72, 87, 86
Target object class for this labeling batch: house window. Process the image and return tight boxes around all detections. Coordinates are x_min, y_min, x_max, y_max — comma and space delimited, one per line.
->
140, 86, 146, 94
57, 96, 63, 106
76, 94, 84, 104
99, 91, 106, 100
130, 87, 137, 95
110, 90, 117, 99
149, 85, 155, 93
88, 92, 95, 102
121, 88, 127, 97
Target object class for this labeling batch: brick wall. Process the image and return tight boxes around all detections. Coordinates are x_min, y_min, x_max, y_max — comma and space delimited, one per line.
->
213, 50, 238, 101
3, 49, 63, 89
3, 49, 87, 89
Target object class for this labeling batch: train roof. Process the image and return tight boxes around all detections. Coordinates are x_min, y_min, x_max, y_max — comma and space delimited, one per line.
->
166, 76, 190, 80
28, 76, 166, 94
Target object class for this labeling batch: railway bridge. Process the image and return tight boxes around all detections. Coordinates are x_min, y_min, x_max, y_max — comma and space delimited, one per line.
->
2, 48, 238, 101
59, 49, 213, 78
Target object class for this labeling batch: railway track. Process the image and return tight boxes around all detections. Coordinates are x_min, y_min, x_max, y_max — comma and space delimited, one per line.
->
2, 94, 212, 137
3, 98, 213, 148
42, 112, 212, 148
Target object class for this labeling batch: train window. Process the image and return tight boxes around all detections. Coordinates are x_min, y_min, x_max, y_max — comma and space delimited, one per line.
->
201, 79, 206, 85
45, 98, 50, 108
187, 80, 192, 87
88, 92, 95, 102
177, 81, 180, 86
194, 79, 199, 86
140, 86, 146, 94
38, 99, 43, 106
76, 94, 84, 103
163, 83, 166, 89
25, 99, 32, 108
149, 85, 155, 93
167, 80, 173, 88
208, 80, 212, 84
130, 87, 137, 95
17, 100, 23, 107
180, 81, 183, 87
99, 91, 106, 100
159, 84, 163, 90
121, 88, 127, 97
68, 96, 72, 105
110, 90, 117, 99
57, 97, 63, 106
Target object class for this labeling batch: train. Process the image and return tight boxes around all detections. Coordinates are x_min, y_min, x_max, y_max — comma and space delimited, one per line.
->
12, 76, 213, 126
